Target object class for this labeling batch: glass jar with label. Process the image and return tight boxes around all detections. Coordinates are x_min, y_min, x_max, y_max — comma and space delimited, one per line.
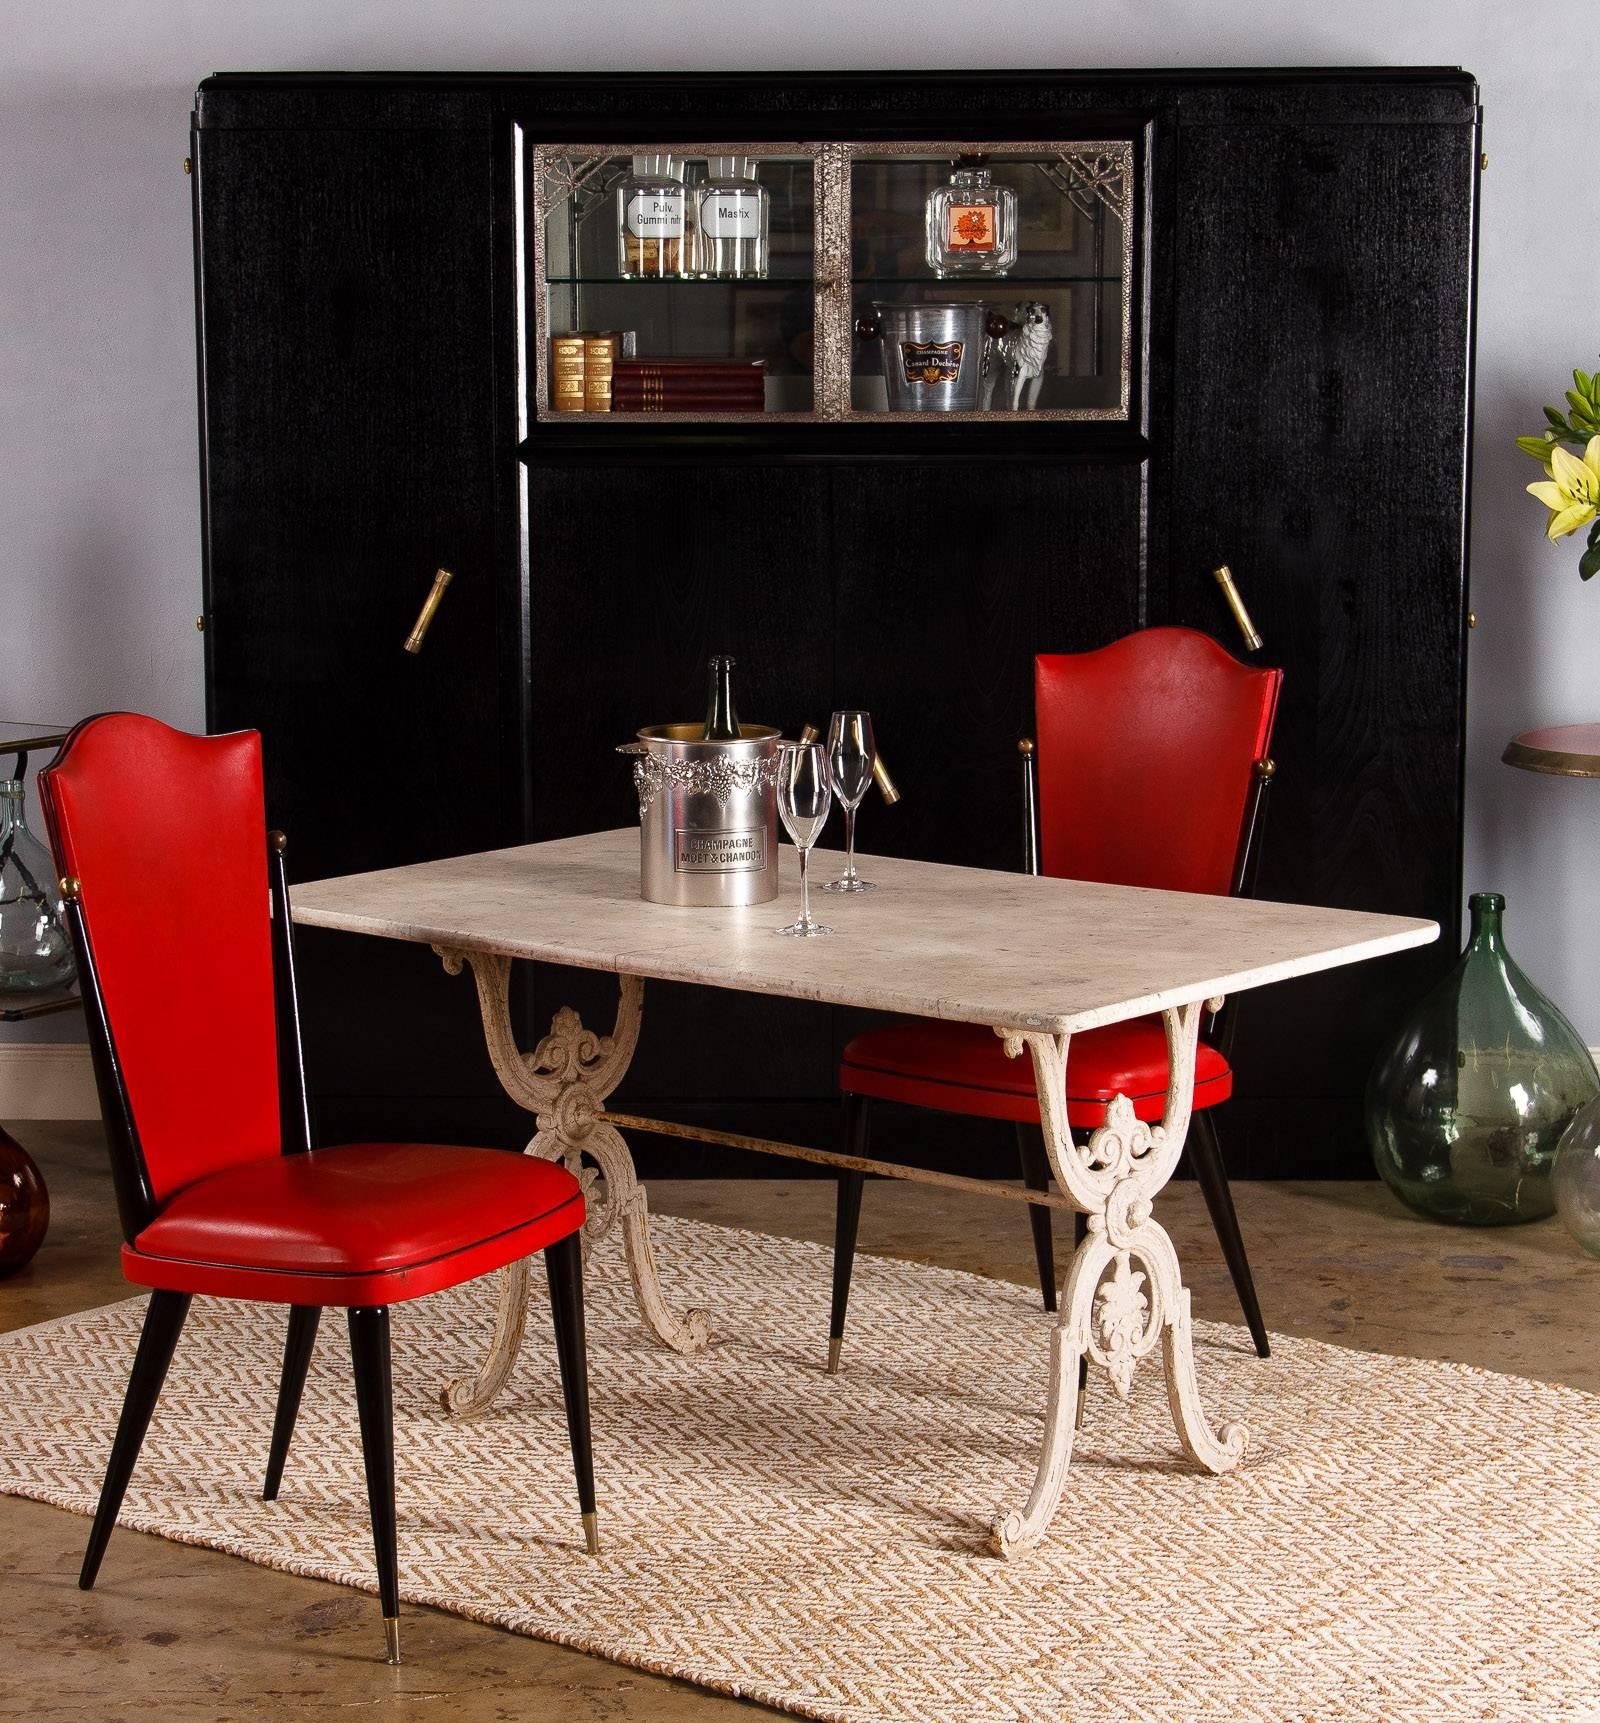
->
924, 156, 1018, 278
694, 156, 769, 279
617, 154, 692, 279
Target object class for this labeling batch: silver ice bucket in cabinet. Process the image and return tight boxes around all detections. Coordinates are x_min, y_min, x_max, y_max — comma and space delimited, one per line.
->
864, 301, 996, 412
618, 724, 782, 907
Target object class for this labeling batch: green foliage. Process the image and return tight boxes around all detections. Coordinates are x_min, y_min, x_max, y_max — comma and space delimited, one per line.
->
1525, 362, 1600, 459
1585, 520, 1600, 582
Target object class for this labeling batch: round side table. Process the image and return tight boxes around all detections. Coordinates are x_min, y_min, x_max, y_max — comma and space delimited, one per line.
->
1503, 724, 1600, 778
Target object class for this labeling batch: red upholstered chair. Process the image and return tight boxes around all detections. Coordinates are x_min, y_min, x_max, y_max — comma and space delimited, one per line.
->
830, 628, 1283, 1370
39, 714, 597, 1666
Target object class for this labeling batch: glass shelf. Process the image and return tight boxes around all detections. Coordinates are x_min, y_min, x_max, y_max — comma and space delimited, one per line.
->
853, 275, 1120, 288
546, 274, 813, 287
525, 138, 1133, 425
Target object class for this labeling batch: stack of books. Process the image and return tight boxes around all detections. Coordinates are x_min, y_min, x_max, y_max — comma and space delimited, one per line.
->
549, 333, 626, 412
613, 359, 766, 414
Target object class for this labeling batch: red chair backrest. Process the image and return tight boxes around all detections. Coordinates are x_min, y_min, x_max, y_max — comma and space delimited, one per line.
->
1035, 628, 1282, 896
40, 715, 282, 1204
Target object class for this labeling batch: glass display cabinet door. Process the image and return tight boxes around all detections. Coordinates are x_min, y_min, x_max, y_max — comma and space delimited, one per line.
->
838, 142, 1134, 420
528, 142, 820, 420
524, 137, 1133, 425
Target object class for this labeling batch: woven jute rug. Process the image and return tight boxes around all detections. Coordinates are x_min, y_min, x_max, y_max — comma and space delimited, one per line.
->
2, 1216, 1597, 1722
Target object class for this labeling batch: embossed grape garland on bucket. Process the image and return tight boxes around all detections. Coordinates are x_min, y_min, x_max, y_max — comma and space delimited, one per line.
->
2, 1218, 1598, 1723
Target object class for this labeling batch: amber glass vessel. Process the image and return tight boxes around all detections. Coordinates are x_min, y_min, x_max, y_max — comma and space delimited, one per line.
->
1366, 893, 1598, 1225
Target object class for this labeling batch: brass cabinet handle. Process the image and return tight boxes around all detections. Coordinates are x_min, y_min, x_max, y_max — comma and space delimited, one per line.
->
1212, 564, 1263, 653
404, 567, 454, 654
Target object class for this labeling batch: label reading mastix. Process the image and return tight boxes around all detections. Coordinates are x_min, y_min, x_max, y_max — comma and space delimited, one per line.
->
699, 193, 761, 238
627, 192, 686, 238
900, 339, 964, 387
674, 826, 766, 874
947, 202, 997, 251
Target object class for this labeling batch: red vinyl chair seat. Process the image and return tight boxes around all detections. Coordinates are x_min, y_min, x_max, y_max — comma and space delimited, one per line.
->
840, 1016, 1232, 1128
124, 1143, 582, 1307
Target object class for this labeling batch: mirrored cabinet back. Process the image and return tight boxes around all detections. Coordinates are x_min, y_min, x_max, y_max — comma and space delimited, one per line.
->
192, 69, 1479, 1176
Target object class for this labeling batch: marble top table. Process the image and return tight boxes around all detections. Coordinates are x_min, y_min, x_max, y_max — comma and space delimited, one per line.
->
292, 828, 1434, 1035
293, 828, 1436, 1558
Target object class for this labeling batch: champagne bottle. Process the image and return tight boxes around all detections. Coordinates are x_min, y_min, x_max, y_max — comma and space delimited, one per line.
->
702, 655, 740, 740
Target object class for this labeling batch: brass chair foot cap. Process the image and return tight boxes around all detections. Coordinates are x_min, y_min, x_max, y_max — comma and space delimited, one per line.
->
382, 1615, 401, 1665
826, 1337, 843, 1375
582, 1510, 600, 1556
1074, 1388, 1087, 1433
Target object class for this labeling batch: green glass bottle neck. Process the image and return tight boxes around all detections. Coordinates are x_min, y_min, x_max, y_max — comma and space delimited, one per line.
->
1465, 892, 1506, 957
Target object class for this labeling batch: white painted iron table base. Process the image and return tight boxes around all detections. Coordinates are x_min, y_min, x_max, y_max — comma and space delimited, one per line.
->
292, 829, 1435, 1558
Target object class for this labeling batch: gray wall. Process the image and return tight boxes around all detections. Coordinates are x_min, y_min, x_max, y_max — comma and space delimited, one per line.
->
3, 2, 1596, 1043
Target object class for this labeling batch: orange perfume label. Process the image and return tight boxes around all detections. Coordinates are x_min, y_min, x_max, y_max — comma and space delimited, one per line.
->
947, 203, 996, 251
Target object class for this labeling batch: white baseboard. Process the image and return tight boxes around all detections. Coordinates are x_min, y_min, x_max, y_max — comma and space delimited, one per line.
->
0, 1044, 99, 1120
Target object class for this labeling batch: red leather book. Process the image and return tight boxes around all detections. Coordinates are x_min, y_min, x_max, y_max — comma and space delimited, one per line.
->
612, 382, 766, 401
614, 399, 765, 413
614, 360, 766, 379
613, 375, 761, 394
613, 399, 765, 413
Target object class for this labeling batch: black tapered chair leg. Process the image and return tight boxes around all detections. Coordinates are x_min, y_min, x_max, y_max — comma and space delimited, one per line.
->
828, 1093, 871, 1374
1073, 1209, 1089, 1431
347, 1305, 401, 1665
1187, 1109, 1270, 1358
80, 1289, 192, 1591
544, 1233, 599, 1556
1014, 1121, 1058, 1313
263, 1305, 321, 1501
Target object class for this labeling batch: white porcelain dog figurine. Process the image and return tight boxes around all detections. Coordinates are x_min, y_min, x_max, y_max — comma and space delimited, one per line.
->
989, 301, 1053, 410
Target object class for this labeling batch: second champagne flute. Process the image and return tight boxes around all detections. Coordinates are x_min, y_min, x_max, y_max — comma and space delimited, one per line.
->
775, 740, 834, 937
823, 710, 876, 892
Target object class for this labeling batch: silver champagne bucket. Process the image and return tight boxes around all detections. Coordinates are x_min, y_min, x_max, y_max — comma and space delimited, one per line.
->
870, 301, 991, 412
618, 724, 782, 906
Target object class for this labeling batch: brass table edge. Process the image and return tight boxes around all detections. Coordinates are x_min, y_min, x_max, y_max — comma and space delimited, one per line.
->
1502, 739, 1600, 778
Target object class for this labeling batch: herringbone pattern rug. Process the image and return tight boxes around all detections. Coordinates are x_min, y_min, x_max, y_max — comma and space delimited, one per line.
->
2, 1216, 1597, 1722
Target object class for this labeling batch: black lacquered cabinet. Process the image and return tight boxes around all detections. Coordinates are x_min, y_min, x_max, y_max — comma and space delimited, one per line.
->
192, 69, 1479, 1175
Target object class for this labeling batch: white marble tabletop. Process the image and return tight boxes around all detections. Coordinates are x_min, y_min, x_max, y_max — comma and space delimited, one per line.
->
291, 829, 1437, 1034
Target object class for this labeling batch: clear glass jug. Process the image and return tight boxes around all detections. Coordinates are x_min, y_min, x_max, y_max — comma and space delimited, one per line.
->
0, 779, 74, 996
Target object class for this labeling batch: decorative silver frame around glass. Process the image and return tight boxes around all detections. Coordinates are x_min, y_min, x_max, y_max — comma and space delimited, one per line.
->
527, 138, 1136, 425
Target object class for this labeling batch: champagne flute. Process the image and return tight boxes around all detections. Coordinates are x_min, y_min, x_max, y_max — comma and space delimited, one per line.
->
775, 740, 834, 937
823, 710, 876, 893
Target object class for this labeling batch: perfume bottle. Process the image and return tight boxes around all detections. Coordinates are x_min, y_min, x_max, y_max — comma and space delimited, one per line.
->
695, 157, 769, 279
925, 156, 1018, 278
617, 154, 691, 279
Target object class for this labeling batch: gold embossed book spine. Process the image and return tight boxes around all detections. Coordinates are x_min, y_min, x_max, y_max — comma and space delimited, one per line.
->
550, 336, 586, 413
584, 334, 618, 413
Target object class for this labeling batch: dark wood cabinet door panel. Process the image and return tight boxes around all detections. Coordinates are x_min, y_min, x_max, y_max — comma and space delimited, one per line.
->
195, 114, 521, 1117
1164, 118, 1477, 1147
197, 121, 512, 886
523, 462, 836, 1106
830, 462, 1145, 877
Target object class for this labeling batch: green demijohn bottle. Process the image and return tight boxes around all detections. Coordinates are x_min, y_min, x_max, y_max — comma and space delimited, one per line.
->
1366, 892, 1599, 1225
